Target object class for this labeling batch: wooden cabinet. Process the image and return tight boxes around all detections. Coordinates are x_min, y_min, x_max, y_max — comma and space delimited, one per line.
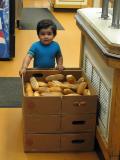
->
76, 8, 120, 160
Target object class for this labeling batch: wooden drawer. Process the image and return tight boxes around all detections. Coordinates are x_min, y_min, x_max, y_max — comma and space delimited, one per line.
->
24, 134, 60, 152
24, 133, 95, 152
24, 115, 61, 133
23, 97, 61, 115
62, 96, 97, 114
60, 133, 95, 152
61, 114, 96, 132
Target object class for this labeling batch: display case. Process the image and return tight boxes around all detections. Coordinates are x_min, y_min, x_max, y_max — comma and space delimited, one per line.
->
0, 0, 15, 59
75, 7, 120, 160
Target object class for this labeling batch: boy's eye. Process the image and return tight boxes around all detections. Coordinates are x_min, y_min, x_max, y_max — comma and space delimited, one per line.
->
39, 32, 53, 36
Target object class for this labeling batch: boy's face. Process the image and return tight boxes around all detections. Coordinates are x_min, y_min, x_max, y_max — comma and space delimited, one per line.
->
38, 27, 55, 45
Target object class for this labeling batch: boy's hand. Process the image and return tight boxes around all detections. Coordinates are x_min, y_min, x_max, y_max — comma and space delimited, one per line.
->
56, 65, 64, 71
19, 68, 26, 77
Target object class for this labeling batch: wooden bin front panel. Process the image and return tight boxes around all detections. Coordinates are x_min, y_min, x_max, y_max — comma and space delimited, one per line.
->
60, 133, 95, 152
24, 134, 60, 152
24, 115, 61, 133
62, 96, 97, 114
23, 96, 61, 115
61, 114, 96, 132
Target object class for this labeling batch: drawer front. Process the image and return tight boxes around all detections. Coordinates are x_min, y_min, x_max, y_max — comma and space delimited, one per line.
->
60, 133, 95, 152
62, 96, 97, 114
24, 134, 60, 152
23, 97, 61, 115
24, 115, 61, 133
61, 114, 96, 132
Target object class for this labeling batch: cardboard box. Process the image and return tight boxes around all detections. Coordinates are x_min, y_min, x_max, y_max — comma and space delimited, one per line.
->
22, 68, 97, 152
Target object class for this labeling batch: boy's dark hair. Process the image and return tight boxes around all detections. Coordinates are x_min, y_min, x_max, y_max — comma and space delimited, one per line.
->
37, 19, 57, 36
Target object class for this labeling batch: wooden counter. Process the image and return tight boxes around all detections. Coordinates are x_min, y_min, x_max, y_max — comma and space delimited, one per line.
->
76, 8, 120, 160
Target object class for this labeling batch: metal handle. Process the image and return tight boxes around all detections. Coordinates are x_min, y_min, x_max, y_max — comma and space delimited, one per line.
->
73, 101, 86, 107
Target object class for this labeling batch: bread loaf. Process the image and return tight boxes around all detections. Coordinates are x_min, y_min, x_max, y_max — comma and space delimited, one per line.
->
77, 82, 87, 95
25, 83, 34, 96
25, 83, 32, 91
48, 80, 63, 87
38, 81, 48, 87
34, 91, 40, 96
66, 75, 76, 84
63, 88, 74, 95
45, 74, 64, 82
49, 86, 62, 92
30, 77, 39, 91
38, 87, 50, 93
65, 93, 80, 96
83, 89, 91, 96
62, 82, 78, 90
77, 77, 85, 83
26, 90, 34, 96
41, 92, 63, 96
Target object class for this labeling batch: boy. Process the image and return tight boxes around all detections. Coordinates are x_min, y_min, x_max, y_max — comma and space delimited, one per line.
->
19, 19, 64, 76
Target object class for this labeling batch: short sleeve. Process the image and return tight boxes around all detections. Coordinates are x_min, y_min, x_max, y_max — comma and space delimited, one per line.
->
56, 43, 62, 57
28, 43, 36, 57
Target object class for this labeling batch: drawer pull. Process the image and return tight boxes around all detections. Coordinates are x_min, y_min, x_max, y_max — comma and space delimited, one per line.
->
72, 120, 85, 125
73, 101, 86, 106
72, 139, 85, 144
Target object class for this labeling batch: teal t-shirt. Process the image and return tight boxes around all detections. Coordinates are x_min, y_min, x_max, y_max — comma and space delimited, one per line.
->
28, 41, 61, 68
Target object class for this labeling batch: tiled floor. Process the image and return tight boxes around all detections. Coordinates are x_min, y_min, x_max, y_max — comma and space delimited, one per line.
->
0, 0, 99, 160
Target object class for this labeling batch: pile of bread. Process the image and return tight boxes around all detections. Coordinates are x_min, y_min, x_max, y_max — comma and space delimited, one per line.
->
25, 74, 91, 97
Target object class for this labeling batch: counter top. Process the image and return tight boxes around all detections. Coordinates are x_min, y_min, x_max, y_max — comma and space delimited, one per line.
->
75, 8, 120, 59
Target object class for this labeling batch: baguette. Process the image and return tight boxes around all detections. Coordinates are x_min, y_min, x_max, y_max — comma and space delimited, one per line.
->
25, 83, 34, 96
45, 74, 64, 82
30, 77, 39, 91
